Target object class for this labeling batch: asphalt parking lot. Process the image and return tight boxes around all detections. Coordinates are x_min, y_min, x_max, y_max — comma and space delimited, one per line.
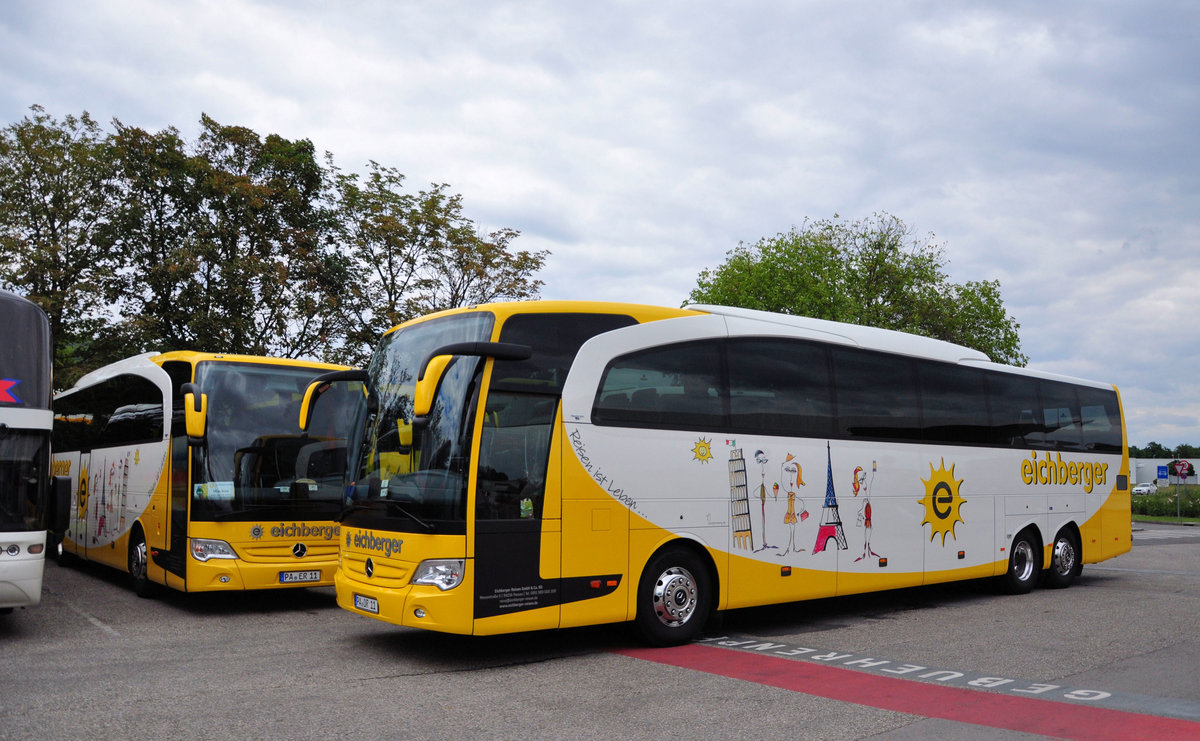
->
3, 522, 1199, 740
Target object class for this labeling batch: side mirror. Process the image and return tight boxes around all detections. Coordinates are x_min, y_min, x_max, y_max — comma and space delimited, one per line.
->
412, 342, 532, 426
412, 355, 454, 420
299, 369, 370, 433
181, 382, 207, 444
51, 475, 71, 533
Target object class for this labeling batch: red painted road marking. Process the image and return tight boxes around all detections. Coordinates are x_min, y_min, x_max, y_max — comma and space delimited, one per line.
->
615, 644, 1200, 741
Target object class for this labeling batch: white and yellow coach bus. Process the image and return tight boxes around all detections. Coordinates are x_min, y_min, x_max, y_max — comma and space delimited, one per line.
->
305, 301, 1129, 644
53, 351, 361, 596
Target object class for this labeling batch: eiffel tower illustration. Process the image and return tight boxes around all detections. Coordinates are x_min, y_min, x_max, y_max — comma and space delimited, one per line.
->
813, 443, 847, 554
729, 449, 753, 550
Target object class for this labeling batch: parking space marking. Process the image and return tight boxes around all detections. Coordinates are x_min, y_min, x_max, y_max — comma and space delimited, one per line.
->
47, 586, 120, 637
615, 641, 1200, 741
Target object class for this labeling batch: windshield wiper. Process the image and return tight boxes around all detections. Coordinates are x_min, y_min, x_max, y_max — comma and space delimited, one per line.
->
338, 499, 434, 532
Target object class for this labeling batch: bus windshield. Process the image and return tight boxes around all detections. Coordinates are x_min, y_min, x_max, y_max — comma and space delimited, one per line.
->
0, 428, 49, 531
346, 312, 495, 534
191, 361, 362, 521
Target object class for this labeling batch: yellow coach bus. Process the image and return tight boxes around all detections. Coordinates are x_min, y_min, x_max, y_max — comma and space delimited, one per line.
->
303, 301, 1129, 644
53, 351, 361, 596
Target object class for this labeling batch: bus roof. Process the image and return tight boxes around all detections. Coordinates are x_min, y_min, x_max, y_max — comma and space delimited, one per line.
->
377, 299, 1115, 392
689, 304, 990, 364
65, 351, 349, 392
0, 289, 52, 410
382, 300, 700, 338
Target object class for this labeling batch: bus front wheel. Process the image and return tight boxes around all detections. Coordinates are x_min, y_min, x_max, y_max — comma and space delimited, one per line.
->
634, 547, 712, 647
1002, 529, 1041, 594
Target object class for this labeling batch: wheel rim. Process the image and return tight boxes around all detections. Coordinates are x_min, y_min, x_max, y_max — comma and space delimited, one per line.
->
1011, 540, 1035, 583
1052, 537, 1076, 576
652, 566, 699, 628
131, 538, 147, 583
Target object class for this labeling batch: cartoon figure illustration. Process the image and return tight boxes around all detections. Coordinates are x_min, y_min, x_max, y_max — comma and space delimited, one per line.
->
778, 453, 808, 556
729, 449, 753, 549
852, 461, 883, 562
813, 443, 848, 554
753, 450, 778, 553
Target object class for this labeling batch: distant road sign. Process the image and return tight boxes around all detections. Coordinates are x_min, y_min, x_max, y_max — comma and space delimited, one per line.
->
1158, 465, 1169, 480
1177, 460, 1190, 479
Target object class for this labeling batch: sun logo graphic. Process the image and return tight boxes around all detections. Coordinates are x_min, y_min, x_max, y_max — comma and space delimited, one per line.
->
691, 437, 714, 463
920, 459, 966, 545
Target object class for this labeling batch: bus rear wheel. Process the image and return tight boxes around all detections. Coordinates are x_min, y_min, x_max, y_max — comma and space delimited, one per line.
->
1001, 529, 1041, 594
1043, 530, 1081, 589
634, 547, 712, 647
128, 528, 156, 598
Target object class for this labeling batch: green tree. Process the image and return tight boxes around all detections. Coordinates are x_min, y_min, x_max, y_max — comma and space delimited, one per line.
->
1130, 441, 1174, 458
107, 121, 205, 352
0, 106, 121, 384
407, 186, 546, 315
186, 114, 343, 357
328, 167, 546, 365
689, 213, 1027, 365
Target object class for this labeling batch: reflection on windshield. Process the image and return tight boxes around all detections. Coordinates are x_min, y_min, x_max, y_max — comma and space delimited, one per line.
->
0, 429, 49, 530
349, 313, 493, 533
190, 362, 361, 521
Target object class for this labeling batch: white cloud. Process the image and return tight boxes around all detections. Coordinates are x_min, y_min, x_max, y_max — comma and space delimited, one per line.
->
3, 0, 1198, 447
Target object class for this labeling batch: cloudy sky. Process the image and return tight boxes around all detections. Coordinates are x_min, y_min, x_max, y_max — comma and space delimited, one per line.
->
3, 1, 1197, 450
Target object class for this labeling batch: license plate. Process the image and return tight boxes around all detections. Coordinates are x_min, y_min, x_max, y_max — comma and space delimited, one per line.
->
354, 593, 380, 614
279, 570, 321, 584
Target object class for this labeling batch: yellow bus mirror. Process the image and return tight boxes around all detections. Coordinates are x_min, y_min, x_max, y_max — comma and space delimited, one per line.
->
299, 381, 319, 432
397, 419, 413, 448
299, 369, 371, 433
182, 382, 207, 443
413, 355, 453, 418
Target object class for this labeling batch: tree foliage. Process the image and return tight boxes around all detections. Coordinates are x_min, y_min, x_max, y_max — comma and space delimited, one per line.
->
0, 106, 547, 383
1129, 442, 1200, 459
0, 106, 121, 383
689, 213, 1027, 366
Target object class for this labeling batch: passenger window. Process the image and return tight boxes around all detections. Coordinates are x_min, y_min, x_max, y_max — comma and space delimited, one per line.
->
727, 338, 833, 437
1078, 386, 1122, 453
986, 372, 1043, 448
593, 341, 725, 430
832, 348, 920, 440
1040, 381, 1082, 451
917, 361, 994, 445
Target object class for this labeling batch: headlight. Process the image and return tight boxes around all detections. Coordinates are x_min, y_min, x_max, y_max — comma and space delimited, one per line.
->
190, 538, 238, 562
411, 559, 464, 591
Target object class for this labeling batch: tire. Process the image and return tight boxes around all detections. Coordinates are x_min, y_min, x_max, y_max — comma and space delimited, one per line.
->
634, 546, 712, 647
56, 538, 77, 568
1001, 529, 1041, 594
128, 528, 156, 598
1043, 529, 1081, 589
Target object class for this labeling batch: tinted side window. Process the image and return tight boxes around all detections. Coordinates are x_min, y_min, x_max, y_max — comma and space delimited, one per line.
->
1078, 386, 1122, 453
1039, 380, 1082, 451
727, 338, 834, 437
917, 361, 995, 444
593, 341, 725, 430
986, 372, 1043, 447
832, 348, 920, 440
493, 313, 637, 394
95, 375, 165, 447
52, 374, 164, 451
52, 390, 97, 451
